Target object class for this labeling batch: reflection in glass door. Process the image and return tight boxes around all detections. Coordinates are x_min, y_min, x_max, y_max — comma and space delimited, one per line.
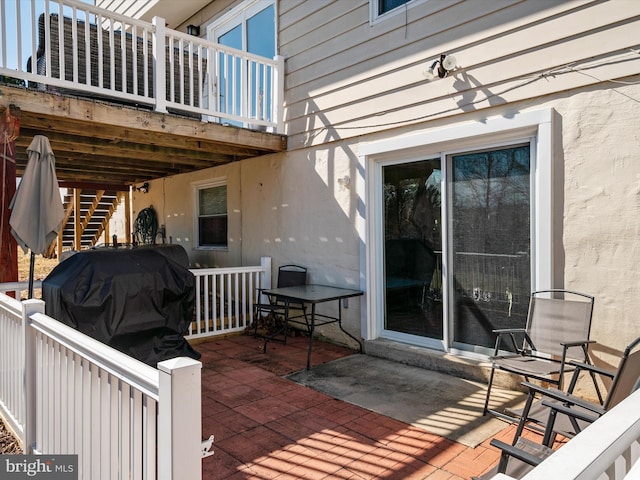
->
383, 159, 443, 340
450, 145, 531, 349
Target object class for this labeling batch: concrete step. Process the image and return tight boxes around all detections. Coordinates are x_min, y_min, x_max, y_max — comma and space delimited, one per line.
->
364, 338, 525, 391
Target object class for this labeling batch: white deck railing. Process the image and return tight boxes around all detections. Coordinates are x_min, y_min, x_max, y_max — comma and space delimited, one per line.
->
0, 0, 284, 132
491, 387, 640, 480
0, 280, 42, 300
0, 259, 270, 340
187, 257, 269, 339
0, 294, 204, 480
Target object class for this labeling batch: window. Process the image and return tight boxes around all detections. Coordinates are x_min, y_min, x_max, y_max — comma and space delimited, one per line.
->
371, 0, 427, 23
196, 180, 227, 248
379, 0, 410, 15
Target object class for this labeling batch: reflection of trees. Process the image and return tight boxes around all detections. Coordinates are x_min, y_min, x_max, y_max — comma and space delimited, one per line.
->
384, 160, 441, 249
453, 146, 530, 256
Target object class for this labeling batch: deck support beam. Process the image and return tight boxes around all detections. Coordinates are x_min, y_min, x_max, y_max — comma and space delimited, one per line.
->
0, 105, 20, 289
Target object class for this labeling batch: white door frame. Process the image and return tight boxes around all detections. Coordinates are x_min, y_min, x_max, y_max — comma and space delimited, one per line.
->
358, 108, 555, 356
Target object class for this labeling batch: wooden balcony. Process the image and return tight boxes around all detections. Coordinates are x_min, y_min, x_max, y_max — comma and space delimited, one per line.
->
0, 0, 286, 188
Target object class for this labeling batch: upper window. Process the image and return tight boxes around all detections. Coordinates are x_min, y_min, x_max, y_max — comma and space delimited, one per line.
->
208, 0, 276, 126
379, 0, 410, 15
209, 0, 275, 58
370, 0, 427, 24
195, 180, 228, 249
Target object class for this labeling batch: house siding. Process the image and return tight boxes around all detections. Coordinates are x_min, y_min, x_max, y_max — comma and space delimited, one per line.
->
281, 0, 640, 147
135, 0, 640, 359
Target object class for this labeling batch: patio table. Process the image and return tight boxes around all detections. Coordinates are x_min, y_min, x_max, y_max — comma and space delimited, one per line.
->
261, 284, 363, 369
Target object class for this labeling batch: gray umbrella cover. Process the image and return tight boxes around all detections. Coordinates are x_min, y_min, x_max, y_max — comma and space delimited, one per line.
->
9, 135, 65, 254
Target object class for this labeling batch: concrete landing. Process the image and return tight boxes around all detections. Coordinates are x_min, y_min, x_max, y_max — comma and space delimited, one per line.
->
287, 353, 526, 448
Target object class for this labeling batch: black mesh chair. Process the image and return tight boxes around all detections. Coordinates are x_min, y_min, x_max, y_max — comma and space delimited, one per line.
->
253, 265, 308, 352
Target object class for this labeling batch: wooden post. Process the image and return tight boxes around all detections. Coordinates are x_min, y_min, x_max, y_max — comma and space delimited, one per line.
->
0, 105, 20, 287
124, 190, 132, 245
74, 189, 82, 251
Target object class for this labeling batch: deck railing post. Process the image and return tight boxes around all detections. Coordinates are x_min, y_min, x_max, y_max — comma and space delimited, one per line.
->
22, 298, 44, 454
273, 55, 285, 133
157, 357, 202, 480
152, 16, 168, 113
260, 257, 272, 303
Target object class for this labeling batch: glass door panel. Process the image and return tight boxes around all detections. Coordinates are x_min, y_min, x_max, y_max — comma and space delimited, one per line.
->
383, 159, 443, 340
450, 145, 531, 349
214, 3, 275, 126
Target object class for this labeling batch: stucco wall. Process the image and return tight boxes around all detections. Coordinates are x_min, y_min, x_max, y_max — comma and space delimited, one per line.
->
129, 0, 640, 361
136, 77, 640, 358
556, 83, 640, 366
133, 161, 244, 268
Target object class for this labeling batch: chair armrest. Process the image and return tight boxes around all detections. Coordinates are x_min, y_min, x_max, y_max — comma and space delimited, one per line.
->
567, 360, 615, 379
489, 439, 548, 468
560, 339, 595, 348
521, 381, 566, 401
492, 328, 529, 355
492, 328, 526, 334
521, 381, 606, 415
541, 399, 602, 422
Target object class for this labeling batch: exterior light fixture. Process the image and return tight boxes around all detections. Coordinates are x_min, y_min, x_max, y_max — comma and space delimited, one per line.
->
186, 25, 200, 36
423, 54, 458, 80
136, 182, 149, 194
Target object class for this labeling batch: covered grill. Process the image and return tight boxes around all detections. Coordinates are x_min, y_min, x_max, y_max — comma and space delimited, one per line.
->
43, 245, 200, 366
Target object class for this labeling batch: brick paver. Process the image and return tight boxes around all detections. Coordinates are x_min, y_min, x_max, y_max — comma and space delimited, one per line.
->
196, 335, 523, 479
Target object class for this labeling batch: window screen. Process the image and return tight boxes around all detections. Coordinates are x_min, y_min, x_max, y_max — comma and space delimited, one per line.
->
198, 184, 228, 247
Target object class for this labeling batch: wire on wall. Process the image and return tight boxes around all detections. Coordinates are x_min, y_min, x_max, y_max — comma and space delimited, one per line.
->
305, 48, 640, 139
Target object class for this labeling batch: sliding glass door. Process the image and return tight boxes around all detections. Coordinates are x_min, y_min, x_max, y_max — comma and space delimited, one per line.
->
449, 145, 531, 350
381, 144, 531, 352
383, 159, 443, 341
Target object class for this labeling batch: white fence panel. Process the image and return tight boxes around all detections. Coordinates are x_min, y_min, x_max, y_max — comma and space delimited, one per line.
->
0, 281, 42, 300
188, 265, 265, 339
0, 293, 25, 441
0, 295, 203, 480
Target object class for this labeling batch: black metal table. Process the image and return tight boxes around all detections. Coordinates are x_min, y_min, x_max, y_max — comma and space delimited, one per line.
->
261, 284, 364, 369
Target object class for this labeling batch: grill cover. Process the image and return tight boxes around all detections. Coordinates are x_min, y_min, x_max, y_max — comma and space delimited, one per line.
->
43, 245, 200, 366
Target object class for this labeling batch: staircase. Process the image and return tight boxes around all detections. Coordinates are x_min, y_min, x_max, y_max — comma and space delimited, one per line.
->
45, 188, 128, 257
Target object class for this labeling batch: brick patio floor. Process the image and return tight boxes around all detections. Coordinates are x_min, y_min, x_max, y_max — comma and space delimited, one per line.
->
196, 334, 541, 480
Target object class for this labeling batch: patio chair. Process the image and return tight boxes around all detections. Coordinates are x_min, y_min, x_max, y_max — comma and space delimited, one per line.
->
511, 334, 640, 446
483, 289, 596, 419
474, 335, 640, 480
253, 265, 308, 352
472, 436, 555, 480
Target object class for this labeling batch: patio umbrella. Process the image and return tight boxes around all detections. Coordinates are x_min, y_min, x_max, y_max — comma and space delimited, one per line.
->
9, 135, 64, 298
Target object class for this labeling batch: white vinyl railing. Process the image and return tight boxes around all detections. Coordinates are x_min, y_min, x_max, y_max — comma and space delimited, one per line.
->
0, 259, 271, 340
0, 0, 284, 132
0, 295, 204, 480
0, 294, 25, 438
0, 280, 42, 300
492, 387, 640, 480
187, 257, 270, 339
